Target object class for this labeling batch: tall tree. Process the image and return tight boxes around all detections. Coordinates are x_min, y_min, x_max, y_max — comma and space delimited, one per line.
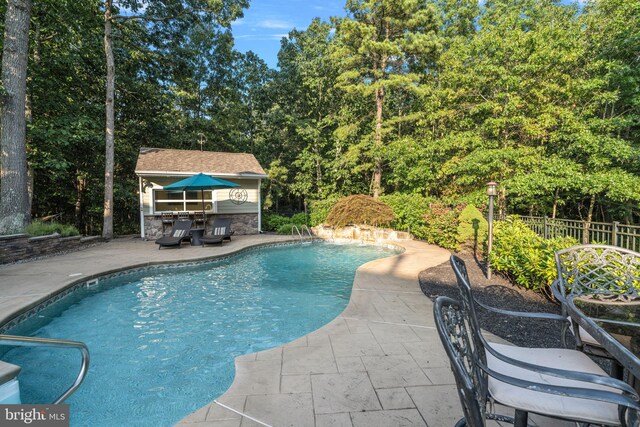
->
276, 19, 338, 200
0, 0, 33, 234
332, 0, 440, 198
100, 0, 248, 239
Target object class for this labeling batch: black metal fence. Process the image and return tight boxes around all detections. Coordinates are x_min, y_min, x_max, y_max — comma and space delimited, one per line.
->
519, 216, 640, 252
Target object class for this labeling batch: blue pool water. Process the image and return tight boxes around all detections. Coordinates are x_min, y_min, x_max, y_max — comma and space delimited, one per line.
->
3, 242, 395, 426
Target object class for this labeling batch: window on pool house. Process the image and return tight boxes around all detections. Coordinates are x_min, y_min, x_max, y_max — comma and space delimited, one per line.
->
153, 190, 216, 213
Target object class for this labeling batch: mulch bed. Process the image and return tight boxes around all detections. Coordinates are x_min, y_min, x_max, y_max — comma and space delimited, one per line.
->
418, 252, 571, 348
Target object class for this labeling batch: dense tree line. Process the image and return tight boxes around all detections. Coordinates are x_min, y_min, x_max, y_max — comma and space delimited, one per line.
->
0, 0, 638, 236
268, 0, 640, 224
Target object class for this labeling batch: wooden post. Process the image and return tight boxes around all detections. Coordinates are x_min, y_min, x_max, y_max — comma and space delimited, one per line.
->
543, 216, 549, 239
612, 221, 619, 247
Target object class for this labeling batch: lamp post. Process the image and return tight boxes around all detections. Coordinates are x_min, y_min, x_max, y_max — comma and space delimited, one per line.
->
486, 181, 497, 280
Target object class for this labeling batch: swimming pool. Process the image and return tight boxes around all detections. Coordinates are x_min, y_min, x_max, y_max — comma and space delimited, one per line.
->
3, 242, 396, 426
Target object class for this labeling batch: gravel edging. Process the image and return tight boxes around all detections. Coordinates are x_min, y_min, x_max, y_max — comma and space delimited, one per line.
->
418, 253, 571, 348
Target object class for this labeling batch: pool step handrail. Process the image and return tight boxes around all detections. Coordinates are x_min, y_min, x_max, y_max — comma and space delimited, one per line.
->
291, 225, 313, 243
0, 334, 90, 404
301, 225, 313, 240
291, 225, 302, 242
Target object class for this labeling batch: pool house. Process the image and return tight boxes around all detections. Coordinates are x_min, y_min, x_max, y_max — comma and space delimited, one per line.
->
135, 147, 267, 239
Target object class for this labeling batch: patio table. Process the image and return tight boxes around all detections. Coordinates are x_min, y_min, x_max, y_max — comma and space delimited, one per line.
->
566, 297, 640, 379
189, 228, 205, 246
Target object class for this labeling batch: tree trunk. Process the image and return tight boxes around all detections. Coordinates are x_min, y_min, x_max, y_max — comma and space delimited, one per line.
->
315, 108, 323, 192
103, 1, 115, 239
552, 188, 559, 219
583, 193, 596, 244
0, 0, 33, 234
75, 171, 85, 231
372, 84, 384, 199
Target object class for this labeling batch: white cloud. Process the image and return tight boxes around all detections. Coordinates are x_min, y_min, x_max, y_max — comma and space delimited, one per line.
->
235, 33, 289, 41
258, 19, 294, 29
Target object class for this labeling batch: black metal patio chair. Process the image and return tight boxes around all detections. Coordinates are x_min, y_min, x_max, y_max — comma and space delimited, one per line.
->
434, 295, 640, 427
440, 255, 640, 427
553, 245, 640, 361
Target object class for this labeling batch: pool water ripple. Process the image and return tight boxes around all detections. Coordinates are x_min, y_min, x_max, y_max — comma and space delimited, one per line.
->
4, 242, 395, 427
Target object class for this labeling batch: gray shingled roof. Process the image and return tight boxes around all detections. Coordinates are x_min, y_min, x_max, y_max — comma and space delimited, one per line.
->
135, 148, 266, 177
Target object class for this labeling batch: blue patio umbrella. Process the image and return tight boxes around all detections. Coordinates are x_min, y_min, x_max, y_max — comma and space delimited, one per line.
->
163, 173, 240, 220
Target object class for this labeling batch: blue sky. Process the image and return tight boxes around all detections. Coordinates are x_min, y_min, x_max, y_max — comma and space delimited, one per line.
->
231, 0, 346, 69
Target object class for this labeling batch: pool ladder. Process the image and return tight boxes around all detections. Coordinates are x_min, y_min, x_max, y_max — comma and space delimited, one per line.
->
0, 334, 89, 403
291, 225, 313, 243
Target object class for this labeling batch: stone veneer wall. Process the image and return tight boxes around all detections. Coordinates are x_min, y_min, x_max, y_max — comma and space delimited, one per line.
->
311, 225, 413, 242
0, 234, 104, 265
144, 213, 259, 239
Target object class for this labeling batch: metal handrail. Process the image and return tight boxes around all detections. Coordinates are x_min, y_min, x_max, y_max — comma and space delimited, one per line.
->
291, 225, 303, 242
0, 334, 90, 404
291, 225, 313, 243
300, 225, 313, 239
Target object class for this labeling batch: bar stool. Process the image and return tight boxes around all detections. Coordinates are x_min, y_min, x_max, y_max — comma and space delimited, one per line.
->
194, 211, 206, 228
161, 212, 174, 233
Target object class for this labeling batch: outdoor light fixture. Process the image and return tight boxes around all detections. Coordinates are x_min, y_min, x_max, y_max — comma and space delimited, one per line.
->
486, 181, 498, 197
486, 181, 497, 280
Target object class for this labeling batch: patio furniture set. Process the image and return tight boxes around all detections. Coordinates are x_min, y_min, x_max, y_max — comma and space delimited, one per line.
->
436, 245, 640, 427
155, 217, 234, 249
161, 211, 206, 233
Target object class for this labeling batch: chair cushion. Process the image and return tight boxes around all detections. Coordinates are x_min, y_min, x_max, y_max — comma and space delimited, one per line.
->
487, 342, 621, 426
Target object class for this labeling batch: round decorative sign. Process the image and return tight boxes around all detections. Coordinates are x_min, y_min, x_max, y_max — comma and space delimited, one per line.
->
229, 188, 248, 205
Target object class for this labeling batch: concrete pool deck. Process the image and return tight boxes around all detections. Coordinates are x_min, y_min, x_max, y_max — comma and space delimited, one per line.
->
0, 236, 570, 426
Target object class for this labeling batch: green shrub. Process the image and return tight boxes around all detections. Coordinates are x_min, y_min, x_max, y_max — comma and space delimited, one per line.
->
276, 224, 296, 235
490, 216, 577, 294
422, 203, 463, 250
262, 214, 291, 232
457, 205, 488, 253
290, 212, 309, 225
380, 193, 433, 239
24, 221, 80, 237
309, 195, 341, 226
325, 195, 395, 227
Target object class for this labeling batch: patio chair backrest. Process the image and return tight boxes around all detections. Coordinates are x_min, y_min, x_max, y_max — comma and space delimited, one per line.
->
450, 256, 488, 348
434, 296, 487, 427
449, 256, 490, 402
211, 218, 231, 236
177, 211, 190, 221
161, 211, 174, 224
555, 245, 640, 302
194, 211, 206, 224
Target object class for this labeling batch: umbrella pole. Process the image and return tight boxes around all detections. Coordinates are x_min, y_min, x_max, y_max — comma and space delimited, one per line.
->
201, 189, 206, 229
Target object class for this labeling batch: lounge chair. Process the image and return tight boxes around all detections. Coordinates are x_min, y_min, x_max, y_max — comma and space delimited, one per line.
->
201, 218, 232, 246
155, 220, 192, 249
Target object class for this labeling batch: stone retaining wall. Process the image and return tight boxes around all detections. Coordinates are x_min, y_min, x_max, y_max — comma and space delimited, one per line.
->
311, 225, 413, 242
0, 234, 103, 265
144, 213, 259, 239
